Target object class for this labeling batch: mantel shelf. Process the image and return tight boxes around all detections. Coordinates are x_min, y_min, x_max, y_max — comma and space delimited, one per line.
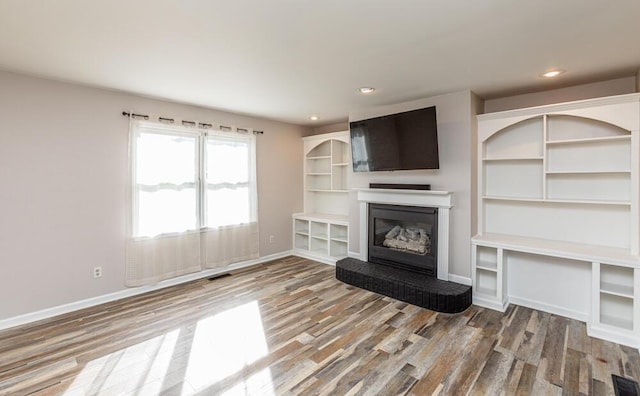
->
355, 188, 453, 209
307, 189, 349, 193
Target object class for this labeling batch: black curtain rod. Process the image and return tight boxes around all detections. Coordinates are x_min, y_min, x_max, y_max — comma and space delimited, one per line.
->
122, 111, 264, 134
122, 111, 148, 120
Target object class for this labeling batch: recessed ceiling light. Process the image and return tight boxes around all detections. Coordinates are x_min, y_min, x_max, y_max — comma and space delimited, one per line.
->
359, 87, 376, 94
310, 115, 319, 121
539, 69, 566, 78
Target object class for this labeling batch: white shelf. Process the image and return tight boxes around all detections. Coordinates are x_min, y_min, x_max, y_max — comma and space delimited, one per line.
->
473, 245, 500, 307
294, 232, 309, 251
483, 156, 543, 161
477, 95, 640, 347
476, 261, 498, 272
474, 286, 497, 298
482, 196, 630, 206
600, 264, 635, 299
600, 283, 634, 299
296, 132, 350, 264
599, 314, 634, 331
305, 136, 349, 196
544, 198, 631, 206
484, 159, 543, 199
329, 224, 348, 248
483, 196, 542, 202
473, 233, 640, 268
545, 170, 631, 175
295, 231, 309, 236
546, 135, 631, 145
545, 172, 631, 203
546, 138, 630, 173
329, 238, 348, 258
294, 212, 348, 224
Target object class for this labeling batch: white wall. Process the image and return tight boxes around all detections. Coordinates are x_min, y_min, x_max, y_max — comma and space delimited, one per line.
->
348, 90, 476, 279
0, 71, 306, 320
484, 76, 636, 113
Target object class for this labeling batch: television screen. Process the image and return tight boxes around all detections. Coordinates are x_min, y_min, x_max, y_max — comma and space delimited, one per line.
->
349, 106, 439, 172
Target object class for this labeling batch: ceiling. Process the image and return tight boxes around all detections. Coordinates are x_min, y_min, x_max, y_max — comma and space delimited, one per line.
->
0, 1, 639, 126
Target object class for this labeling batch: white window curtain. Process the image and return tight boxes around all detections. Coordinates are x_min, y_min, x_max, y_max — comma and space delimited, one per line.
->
203, 131, 259, 268
126, 119, 259, 286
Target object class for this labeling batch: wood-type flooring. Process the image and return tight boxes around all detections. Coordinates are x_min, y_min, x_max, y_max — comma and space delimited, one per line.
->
0, 256, 638, 395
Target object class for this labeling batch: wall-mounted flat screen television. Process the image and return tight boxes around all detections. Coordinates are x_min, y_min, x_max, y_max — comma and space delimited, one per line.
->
350, 106, 439, 172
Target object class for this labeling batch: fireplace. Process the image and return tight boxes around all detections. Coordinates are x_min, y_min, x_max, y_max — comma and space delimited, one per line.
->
356, 188, 452, 281
368, 204, 438, 276
336, 188, 472, 313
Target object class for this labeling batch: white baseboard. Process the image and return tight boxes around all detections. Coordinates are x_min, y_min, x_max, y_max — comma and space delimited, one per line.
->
508, 295, 589, 323
448, 273, 472, 286
292, 250, 337, 266
347, 251, 363, 260
473, 294, 508, 312
0, 250, 293, 332
587, 324, 640, 349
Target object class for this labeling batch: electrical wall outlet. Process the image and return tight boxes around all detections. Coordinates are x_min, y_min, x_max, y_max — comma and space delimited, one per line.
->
93, 266, 102, 278
269, 235, 275, 243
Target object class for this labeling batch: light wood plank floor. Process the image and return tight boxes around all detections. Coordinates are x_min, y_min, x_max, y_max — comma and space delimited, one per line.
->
0, 256, 638, 395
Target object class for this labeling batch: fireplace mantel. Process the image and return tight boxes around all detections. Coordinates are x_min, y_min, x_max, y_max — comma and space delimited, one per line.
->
355, 188, 453, 281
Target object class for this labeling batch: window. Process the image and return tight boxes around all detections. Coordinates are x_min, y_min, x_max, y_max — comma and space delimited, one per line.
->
205, 132, 256, 228
132, 122, 257, 238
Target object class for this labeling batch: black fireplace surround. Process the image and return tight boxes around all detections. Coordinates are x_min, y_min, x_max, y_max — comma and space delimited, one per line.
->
368, 203, 437, 276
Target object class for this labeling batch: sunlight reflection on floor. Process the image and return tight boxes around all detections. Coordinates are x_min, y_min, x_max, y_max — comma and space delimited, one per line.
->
183, 300, 274, 395
221, 367, 276, 396
61, 301, 274, 395
64, 329, 179, 395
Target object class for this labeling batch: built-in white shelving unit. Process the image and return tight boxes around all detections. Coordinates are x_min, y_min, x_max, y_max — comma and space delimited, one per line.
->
473, 93, 640, 348
293, 131, 350, 264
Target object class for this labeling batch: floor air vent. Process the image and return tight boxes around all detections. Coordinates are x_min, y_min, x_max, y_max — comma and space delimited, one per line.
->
612, 374, 640, 396
208, 273, 231, 281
